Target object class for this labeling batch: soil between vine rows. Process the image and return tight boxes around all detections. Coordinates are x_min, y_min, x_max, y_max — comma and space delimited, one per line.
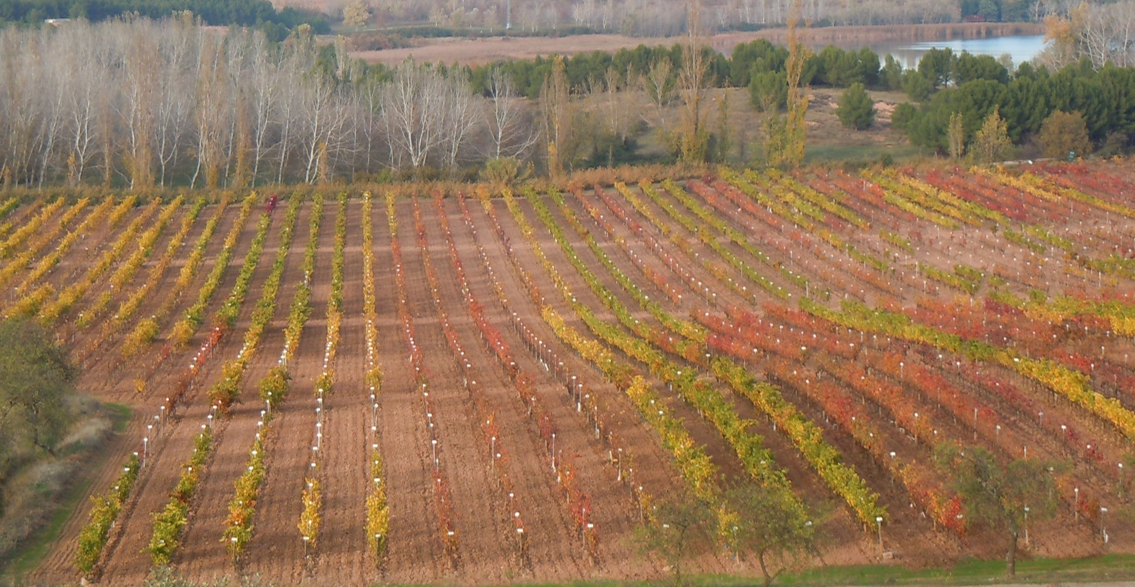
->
20, 164, 1135, 585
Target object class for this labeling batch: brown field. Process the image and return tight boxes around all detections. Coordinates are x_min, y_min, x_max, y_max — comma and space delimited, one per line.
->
8, 157, 1135, 586
351, 22, 1044, 66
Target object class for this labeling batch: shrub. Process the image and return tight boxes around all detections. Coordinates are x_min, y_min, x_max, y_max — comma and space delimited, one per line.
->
1038, 110, 1091, 159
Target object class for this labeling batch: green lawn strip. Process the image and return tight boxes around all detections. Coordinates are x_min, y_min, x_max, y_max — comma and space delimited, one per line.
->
777, 553, 1135, 586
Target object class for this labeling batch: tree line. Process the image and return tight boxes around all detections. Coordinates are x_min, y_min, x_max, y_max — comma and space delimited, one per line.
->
357, 0, 1080, 37
2, 9, 1134, 190
893, 51, 1135, 158
0, 18, 511, 188
0, 0, 329, 38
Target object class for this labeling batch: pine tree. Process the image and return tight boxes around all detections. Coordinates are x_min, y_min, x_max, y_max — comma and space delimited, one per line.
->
836, 83, 875, 130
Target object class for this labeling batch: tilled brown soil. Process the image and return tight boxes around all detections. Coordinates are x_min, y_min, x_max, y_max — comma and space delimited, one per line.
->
20, 175, 1135, 586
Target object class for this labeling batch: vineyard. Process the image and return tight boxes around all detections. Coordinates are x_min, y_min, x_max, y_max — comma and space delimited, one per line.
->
12, 159, 1135, 585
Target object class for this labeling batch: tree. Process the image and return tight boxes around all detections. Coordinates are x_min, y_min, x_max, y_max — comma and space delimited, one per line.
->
725, 484, 816, 587
880, 54, 904, 91
1038, 109, 1091, 159
342, 0, 372, 29
902, 70, 933, 102
541, 56, 572, 177
918, 47, 955, 89
766, 0, 809, 168
120, 23, 160, 189
749, 70, 787, 112
383, 58, 447, 169
954, 53, 1010, 85
440, 68, 480, 171
971, 106, 1013, 163
641, 56, 674, 128
676, 0, 709, 163
486, 66, 538, 160
634, 495, 713, 587
933, 443, 1059, 576
0, 317, 78, 500
781, 0, 809, 167
948, 111, 966, 159
836, 83, 875, 130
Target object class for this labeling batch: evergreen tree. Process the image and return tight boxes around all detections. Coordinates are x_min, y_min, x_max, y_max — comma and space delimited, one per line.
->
837, 83, 875, 130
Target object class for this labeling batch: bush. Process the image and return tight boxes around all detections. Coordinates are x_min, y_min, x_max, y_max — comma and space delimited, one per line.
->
836, 83, 876, 130
1038, 110, 1092, 159
259, 366, 290, 408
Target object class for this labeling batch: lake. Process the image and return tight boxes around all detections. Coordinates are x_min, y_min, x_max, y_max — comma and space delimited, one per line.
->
864, 35, 1049, 70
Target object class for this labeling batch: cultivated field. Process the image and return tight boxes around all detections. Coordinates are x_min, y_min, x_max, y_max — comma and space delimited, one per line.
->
350, 23, 1044, 66
10, 160, 1135, 585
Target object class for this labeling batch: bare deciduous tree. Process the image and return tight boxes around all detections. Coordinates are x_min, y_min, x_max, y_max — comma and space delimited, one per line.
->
486, 66, 538, 160
383, 59, 448, 169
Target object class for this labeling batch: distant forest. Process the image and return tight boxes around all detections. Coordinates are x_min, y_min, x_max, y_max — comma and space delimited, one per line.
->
0, 0, 329, 37
356, 0, 1090, 37
0, 0, 1107, 37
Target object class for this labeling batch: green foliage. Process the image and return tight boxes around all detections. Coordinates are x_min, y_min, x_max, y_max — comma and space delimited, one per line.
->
749, 70, 788, 112
836, 83, 876, 130
76, 453, 140, 578
954, 52, 1010, 84
890, 102, 918, 132
918, 47, 956, 89
0, 318, 77, 484
731, 39, 788, 88
0, 0, 329, 32
899, 61, 1135, 155
724, 483, 816, 587
634, 495, 715, 587
880, 55, 904, 91
902, 70, 934, 102
813, 45, 880, 88
932, 443, 1059, 576
148, 429, 212, 566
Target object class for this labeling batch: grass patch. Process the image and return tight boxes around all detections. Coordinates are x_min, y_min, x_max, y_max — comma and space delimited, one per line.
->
806, 143, 920, 164
0, 402, 132, 583
361, 554, 1135, 587
777, 553, 1135, 586
106, 402, 132, 432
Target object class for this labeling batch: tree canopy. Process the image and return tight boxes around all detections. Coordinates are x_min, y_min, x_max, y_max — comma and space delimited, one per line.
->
836, 83, 876, 130
0, 317, 78, 515
0, 0, 329, 32
933, 443, 1059, 576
